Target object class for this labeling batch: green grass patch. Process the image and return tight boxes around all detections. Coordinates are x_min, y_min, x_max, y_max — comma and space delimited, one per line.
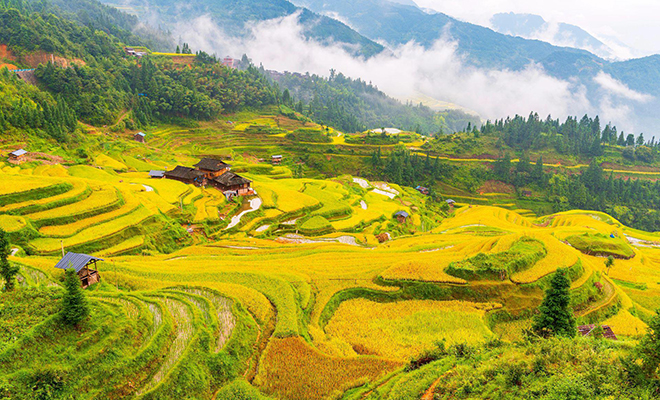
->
446, 238, 547, 281
565, 232, 635, 259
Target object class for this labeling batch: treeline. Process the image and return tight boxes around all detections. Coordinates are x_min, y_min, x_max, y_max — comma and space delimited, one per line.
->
271, 69, 480, 134
480, 112, 656, 158
370, 146, 456, 194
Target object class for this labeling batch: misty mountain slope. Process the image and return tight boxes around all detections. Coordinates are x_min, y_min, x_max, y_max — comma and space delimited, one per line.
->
101, 0, 384, 57
491, 12, 615, 61
294, 0, 598, 71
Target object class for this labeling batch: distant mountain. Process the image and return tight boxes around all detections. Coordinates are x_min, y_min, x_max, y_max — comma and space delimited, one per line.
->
292, 0, 660, 131
491, 12, 617, 61
101, 0, 384, 57
294, 0, 597, 71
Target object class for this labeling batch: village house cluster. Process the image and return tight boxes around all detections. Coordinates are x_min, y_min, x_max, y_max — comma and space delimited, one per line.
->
154, 158, 254, 200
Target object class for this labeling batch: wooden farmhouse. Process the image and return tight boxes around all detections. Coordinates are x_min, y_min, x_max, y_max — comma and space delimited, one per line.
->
8, 149, 27, 163
54, 252, 103, 289
164, 166, 206, 186
134, 132, 146, 143
212, 172, 253, 196
164, 158, 253, 196
194, 158, 231, 179
272, 155, 283, 165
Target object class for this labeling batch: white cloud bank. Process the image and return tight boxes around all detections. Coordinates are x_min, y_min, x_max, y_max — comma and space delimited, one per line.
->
176, 13, 652, 132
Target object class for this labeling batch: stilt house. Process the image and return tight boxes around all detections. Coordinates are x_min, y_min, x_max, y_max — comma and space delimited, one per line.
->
164, 166, 206, 186
54, 252, 103, 289
193, 158, 231, 179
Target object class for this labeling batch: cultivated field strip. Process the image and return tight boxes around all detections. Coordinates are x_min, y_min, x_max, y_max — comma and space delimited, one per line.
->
180, 287, 237, 352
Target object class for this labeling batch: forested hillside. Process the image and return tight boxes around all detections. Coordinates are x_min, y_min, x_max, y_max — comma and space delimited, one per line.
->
271, 69, 479, 133
0, 0, 281, 131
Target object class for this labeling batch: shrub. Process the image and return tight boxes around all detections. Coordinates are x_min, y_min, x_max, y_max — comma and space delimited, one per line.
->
0, 229, 18, 291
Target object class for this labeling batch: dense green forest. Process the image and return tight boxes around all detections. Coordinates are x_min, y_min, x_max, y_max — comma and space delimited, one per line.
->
0, 0, 280, 130
272, 69, 480, 134
0, 70, 77, 143
479, 112, 655, 158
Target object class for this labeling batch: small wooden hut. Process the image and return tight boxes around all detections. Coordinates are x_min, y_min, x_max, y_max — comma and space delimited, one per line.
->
134, 132, 146, 143
394, 211, 409, 224
54, 252, 103, 289
272, 155, 283, 165
8, 149, 27, 163
149, 170, 165, 179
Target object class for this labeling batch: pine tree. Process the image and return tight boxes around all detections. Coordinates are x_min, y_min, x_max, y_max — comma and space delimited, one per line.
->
0, 229, 18, 291
532, 269, 576, 338
60, 268, 89, 326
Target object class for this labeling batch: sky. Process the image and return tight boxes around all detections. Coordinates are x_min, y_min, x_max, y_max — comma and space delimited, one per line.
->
416, 0, 660, 57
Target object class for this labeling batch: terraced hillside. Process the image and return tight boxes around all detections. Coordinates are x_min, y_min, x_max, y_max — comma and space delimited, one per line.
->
5, 203, 658, 399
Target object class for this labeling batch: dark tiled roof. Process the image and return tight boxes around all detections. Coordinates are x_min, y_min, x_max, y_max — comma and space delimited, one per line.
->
54, 252, 103, 273
213, 172, 251, 187
164, 166, 205, 181
394, 211, 410, 218
578, 324, 618, 340
194, 158, 232, 171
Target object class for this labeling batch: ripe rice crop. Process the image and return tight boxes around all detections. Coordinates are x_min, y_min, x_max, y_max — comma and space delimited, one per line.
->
380, 262, 466, 284
511, 233, 580, 283
133, 178, 191, 204
255, 337, 400, 400
39, 187, 142, 237
602, 309, 647, 337
28, 186, 118, 221
32, 206, 153, 253
95, 153, 128, 170
0, 174, 61, 196
0, 215, 26, 232
325, 299, 499, 360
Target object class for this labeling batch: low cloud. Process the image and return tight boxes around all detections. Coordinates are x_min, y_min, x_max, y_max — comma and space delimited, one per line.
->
594, 72, 653, 103
176, 13, 647, 131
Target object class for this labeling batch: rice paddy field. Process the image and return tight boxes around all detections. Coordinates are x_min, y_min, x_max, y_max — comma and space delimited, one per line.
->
2, 112, 660, 399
